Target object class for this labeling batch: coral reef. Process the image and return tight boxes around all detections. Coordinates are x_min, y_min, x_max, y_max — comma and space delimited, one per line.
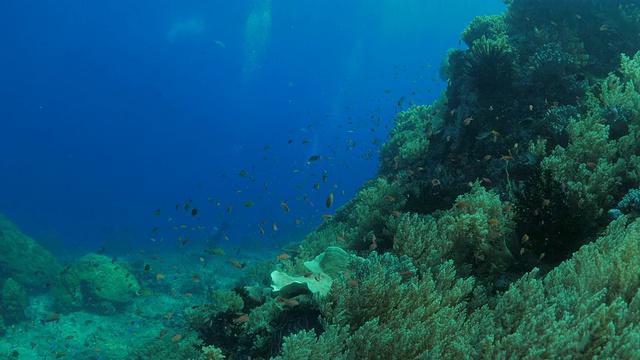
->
137, 2, 640, 358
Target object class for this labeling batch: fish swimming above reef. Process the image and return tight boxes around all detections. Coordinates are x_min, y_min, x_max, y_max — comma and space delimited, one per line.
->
41, 312, 61, 326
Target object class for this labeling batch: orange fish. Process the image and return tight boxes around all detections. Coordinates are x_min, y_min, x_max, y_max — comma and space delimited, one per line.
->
171, 334, 182, 342
322, 214, 332, 219
156, 273, 165, 280
229, 259, 246, 269
275, 297, 299, 307
167, 312, 173, 320
281, 202, 290, 211
184, 293, 193, 297
488, 219, 499, 225
276, 253, 290, 262
234, 314, 249, 323
326, 192, 334, 208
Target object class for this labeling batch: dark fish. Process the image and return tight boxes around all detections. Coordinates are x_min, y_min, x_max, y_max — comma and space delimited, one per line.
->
308, 155, 321, 162
155, 209, 161, 216
41, 312, 61, 326
191, 208, 199, 216
144, 264, 151, 272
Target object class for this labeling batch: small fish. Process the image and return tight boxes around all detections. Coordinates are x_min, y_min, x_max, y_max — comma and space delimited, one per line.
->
308, 155, 322, 162
275, 297, 299, 307
488, 219, 499, 225
228, 259, 246, 269
191, 208, 199, 216
457, 201, 470, 209
322, 214, 332, 219
313, 181, 320, 190
155, 209, 161, 216
41, 312, 61, 325
234, 314, 249, 323
238, 170, 248, 177
213, 39, 226, 48
158, 330, 169, 339
144, 264, 151, 272
259, 226, 265, 235
521, 234, 530, 244
302, 139, 311, 144
204, 248, 225, 255
326, 192, 334, 208
156, 273, 165, 280
281, 202, 290, 211
171, 334, 182, 342
398, 96, 405, 106
244, 201, 255, 207
322, 171, 328, 182
276, 253, 291, 262
273, 223, 278, 231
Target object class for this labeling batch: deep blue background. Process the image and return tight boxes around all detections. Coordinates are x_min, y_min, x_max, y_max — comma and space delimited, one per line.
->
0, 0, 505, 255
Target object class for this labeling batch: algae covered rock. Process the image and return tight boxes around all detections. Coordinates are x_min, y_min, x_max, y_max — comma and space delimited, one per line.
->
0, 214, 62, 290
52, 253, 140, 310
0, 278, 28, 324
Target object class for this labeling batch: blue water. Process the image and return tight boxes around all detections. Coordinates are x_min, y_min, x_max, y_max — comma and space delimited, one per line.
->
0, 0, 505, 253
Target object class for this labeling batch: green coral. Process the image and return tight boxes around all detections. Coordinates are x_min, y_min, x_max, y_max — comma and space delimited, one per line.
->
461, 14, 508, 47
276, 216, 640, 358
394, 182, 515, 282
209, 289, 244, 313
379, 104, 441, 171
540, 51, 640, 218
131, 333, 205, 360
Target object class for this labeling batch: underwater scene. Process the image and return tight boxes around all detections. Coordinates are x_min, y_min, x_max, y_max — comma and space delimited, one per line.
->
1, 0, 640, 359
